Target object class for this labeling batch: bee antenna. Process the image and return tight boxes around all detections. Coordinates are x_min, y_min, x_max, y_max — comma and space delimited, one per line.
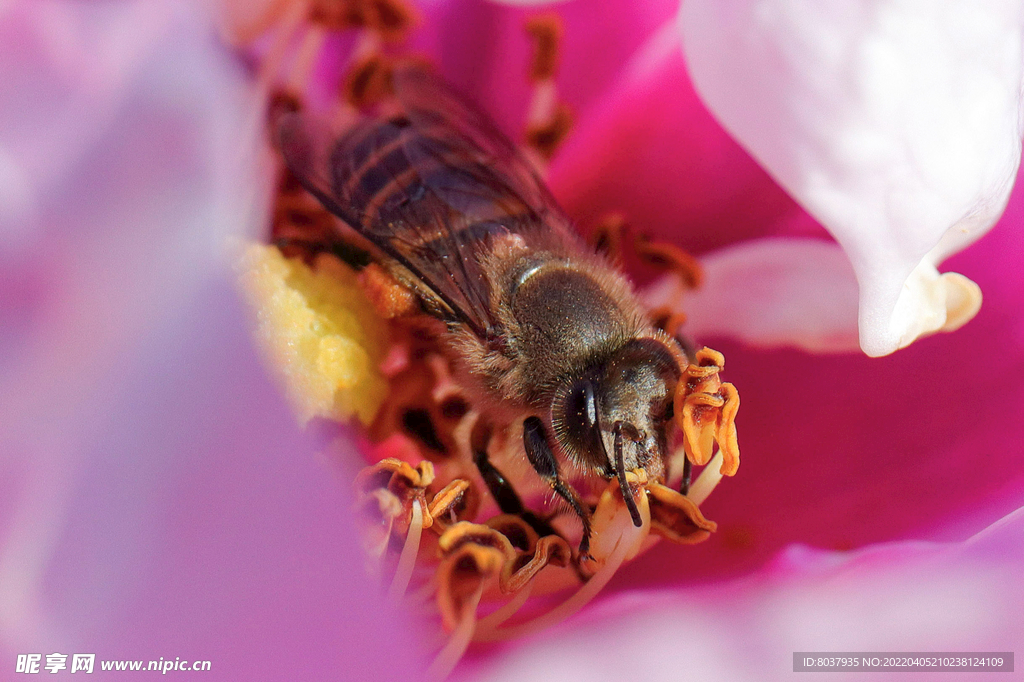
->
613, 422, 644, 528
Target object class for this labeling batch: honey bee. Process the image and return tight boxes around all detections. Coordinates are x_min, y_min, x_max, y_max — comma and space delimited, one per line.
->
276, 65, 687, 557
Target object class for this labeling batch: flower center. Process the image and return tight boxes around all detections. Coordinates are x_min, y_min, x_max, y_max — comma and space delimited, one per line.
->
232, 2, 741, 678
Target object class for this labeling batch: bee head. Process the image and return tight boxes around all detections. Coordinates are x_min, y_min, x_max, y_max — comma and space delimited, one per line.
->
551, 338, 682, 526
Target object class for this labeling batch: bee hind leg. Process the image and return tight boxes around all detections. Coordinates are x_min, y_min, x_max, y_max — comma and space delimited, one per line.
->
522, 417, 593, 560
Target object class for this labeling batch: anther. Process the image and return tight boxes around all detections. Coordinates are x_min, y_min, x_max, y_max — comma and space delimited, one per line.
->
674, 347, 740, 476
524, 13, 572, 162
647, 481, 716, 544
590, 213, 628, 263
634, 234, 704, 289
344, 53, 394, 108
525, 103, 573, 161
649, 306, 689, 339
366, 0, 417, 42
525, 13, 562, 81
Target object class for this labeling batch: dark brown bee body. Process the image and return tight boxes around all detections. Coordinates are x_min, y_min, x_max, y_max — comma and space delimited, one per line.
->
278, 65, 686, 551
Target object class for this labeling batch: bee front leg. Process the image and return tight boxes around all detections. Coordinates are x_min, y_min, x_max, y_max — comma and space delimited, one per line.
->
522, 416, 593, 559
679, 456, 692, 496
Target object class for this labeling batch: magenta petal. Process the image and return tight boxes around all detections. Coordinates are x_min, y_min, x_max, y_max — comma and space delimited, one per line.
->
410, 0, 680, 146
547, 22, 818, 253
612, 162, 1024, 586
465, 507, 1024, 681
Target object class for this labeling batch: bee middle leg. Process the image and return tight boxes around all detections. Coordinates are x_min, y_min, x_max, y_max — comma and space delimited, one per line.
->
470, 420, 559, 542
522, 416, 593, 558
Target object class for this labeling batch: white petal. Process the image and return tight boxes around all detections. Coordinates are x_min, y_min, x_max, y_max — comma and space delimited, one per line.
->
680, 0, 1023, 356
642, 237, 861, 353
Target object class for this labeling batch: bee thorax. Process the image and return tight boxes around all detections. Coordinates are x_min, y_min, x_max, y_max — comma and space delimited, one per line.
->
508, 262, 628, 391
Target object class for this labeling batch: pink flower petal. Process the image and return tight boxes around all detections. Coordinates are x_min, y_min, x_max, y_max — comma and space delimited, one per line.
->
464, 506, 1024, 681
642, 237, 861, 353
0, 3, 423, 677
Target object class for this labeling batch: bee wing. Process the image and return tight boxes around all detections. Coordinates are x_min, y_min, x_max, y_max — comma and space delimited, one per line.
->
388, 64, 570, 223
276, 67, 577, 338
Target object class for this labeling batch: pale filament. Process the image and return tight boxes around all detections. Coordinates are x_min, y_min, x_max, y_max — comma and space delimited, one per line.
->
405, 573, 439, 606
286, 25, 328, 94
524, 78, 558, 177
427, 585, 484, 681
386, 500, 423, 604
351, 30, 382, 62
526, 80, 558, 133
474, 581, 534, 632
253, 0, 310, 101
687, 450, 724, 507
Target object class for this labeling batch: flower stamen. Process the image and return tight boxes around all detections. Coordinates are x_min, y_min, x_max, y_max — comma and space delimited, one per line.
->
253, 0, 311, 105
647, 479, 717, 544
475, 582, 534, 631
675, 347, 740, 476
635, 233, 704, 290
649, 306, 690, 340
474, 473, 650, 642
589, 212, 628, 263
430, 524, 511, 672
473, 513, 640, 642
524, 13, 572, 163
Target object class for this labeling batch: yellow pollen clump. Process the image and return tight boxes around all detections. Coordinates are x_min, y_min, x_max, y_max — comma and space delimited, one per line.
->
236, 243, 388, 425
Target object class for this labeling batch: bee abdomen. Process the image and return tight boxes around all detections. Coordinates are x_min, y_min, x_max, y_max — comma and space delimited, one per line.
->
331, 116, 531, 244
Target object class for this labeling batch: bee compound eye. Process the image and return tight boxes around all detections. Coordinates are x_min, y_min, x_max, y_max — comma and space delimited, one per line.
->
565, 379, 597, 430
581, 381, 597, 427
552, 378, 607, 468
